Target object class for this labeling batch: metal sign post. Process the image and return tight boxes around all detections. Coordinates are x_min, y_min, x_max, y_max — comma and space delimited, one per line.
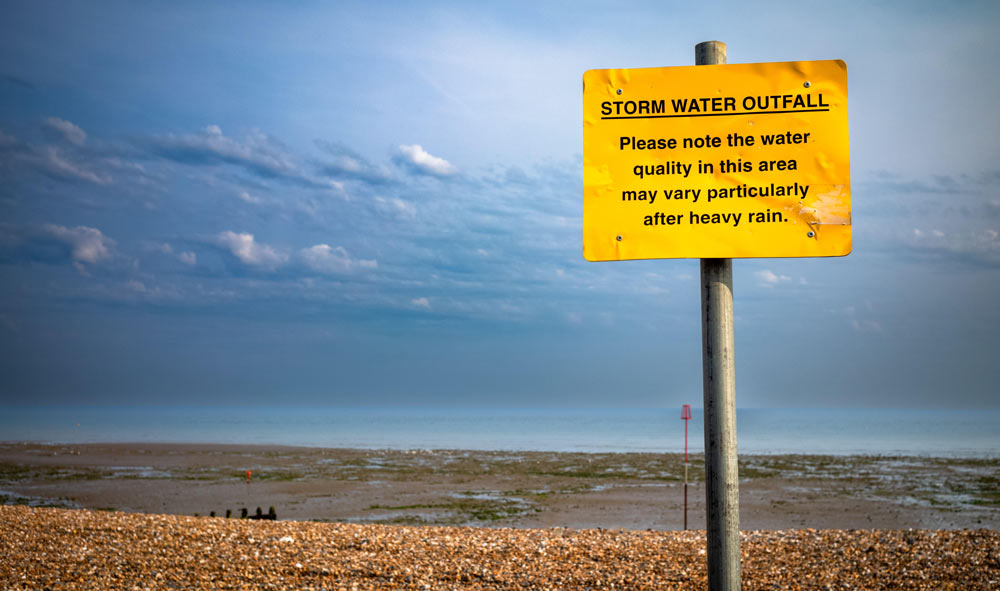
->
696, 39, 741, 591
582, 38, 850, 591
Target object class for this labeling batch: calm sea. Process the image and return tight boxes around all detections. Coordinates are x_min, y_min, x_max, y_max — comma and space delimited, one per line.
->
0, 407, 997, 458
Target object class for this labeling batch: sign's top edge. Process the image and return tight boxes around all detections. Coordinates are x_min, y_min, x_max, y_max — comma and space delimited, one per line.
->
583, 59, 847, 79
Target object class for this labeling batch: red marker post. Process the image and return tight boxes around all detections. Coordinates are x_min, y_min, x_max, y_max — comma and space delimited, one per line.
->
682, 404, 693, 530
246, 470, 252, 483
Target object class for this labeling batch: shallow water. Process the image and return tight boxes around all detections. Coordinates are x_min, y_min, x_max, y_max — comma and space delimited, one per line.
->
1, 406, 997, 457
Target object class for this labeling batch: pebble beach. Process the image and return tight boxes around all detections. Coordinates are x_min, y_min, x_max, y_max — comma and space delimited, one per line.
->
3, 443, 999, 588
2, 505, 997, 590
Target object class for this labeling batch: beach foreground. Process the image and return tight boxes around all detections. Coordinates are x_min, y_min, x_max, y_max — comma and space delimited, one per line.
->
2, 505, 997, 590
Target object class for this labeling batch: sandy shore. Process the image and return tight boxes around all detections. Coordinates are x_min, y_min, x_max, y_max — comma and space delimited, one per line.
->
1, 442, 998, 531
2, 505, 997, 590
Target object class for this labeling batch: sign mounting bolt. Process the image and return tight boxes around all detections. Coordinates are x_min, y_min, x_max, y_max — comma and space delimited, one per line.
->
616, 88, 623, 95
616, 235, 623, 241
807, 230, 816, 238
803, 81, 811, 88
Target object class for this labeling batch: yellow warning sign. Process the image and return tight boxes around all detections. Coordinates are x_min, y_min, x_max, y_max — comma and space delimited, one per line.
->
583, 59, 850, 261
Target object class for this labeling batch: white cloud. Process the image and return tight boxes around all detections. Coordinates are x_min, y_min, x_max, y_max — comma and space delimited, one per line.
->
844, 306, 884, 335
43, 117, 87, 145
333, 155, 363, 173
396, 144, 456, 176
316, 141, 395, 185
238, 190, 263, 204
851, 318, 884, 334
300, 244, 377, 274
907, 226, 1000, 265
150, 125, 311, 183
43, 224, 114, 264
411, 297, 431, 309
374, 196, 417, 220
754, 269, 792, 287
38, 146, 111, 185
0, 125, 145, 188
151, 242, 195, 265
217, 231, 286, 268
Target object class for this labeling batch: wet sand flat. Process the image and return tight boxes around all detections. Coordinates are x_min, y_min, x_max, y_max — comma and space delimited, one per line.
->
1, 442, 998, 530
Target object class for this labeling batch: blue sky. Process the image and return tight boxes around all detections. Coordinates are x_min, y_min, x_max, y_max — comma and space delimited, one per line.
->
1, 1, 998, 408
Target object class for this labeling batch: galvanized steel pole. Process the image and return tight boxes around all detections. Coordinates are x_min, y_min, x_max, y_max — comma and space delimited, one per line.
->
696, 39, 742, 591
